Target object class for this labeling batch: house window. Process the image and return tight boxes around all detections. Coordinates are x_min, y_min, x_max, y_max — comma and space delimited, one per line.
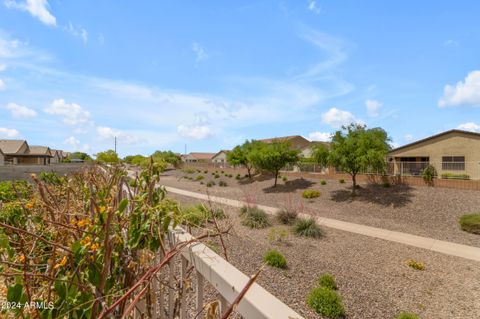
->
442, 156, 465, 171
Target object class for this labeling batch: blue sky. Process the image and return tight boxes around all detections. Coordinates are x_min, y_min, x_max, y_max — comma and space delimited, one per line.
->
1, 1, 480, 157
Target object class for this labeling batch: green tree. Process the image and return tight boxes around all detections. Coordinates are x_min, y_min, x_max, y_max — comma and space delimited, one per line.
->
227, 140, 264, 178
124, 154, 147, 166
311, 144, 330, 168
250, 141, 299, 187
67, 152, 92, 161
95, 149, 120, 164
329, 124, 390, 194
151, 151, 181, 167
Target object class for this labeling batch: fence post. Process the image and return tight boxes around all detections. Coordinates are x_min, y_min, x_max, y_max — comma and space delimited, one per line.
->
196, 271, 204, 317
179, 256, 188, 319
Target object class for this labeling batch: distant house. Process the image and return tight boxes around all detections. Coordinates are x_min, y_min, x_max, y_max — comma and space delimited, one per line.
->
211, 150, 230, 166
258, 135, 311, 151
300, 141, 330, 159
0, 148, 4, 166
0, 140, 53, 165
182, 152, 216, 163
50, 149, 63, 164
388, 129, 480, 179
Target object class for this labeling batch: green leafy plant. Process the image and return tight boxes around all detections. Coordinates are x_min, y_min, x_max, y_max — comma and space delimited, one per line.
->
219, 180, 228, 187
0, 180, 31, 202
240, 206, 271, 229
307, 287, 345, 318
406, 259, 425, 271
264, 249, 287, 268
276, 209, 298, 225
339, 179, 345, 184
282, 176, 288, 182
294, 218, 323, 238
318, 273, 337, 290
302, 189, 321, 199
195, 175, 205, 181
267, 227, 289, 244
235, 174, 241, 180
396, 312, 420, 319
320, 180, 327, 185
459, 214, 480, 234
441, 173, 470, 180
422, 164, 437, 183
39, 171, 65, 185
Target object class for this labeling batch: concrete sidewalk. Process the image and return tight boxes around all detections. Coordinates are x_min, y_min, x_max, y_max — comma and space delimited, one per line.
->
165, 185, 480, 262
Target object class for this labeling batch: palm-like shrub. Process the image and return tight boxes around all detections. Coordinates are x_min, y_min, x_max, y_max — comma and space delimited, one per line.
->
276, 209, 298, 225
240, 206, 271, 229
294, 218, 323, 238
459, 214, 480, 234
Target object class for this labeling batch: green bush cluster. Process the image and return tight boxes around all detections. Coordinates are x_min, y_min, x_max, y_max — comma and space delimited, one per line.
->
396, 312, 420, 319
214, 174, 220, 178
240, 206, 271, 229
182, 168, 195, 174
235, 174, 241, 180
406, 259, 425, 271
459, 214, 480, 234
302, 189, 321, 199
181, 204, 226, 226
267, 227, 289, 244
307, 284, 345, 318
320, 180, 327, 185
219, 181, 228, 187
441, 173, 469, 180
276, 209, 298, 225
264, 249, 287, 268
0, 181, 31, 202
282, 176, 288, 182
339, 179, 345, 184
206, 181, 215, 187
39, 172, 65, 185
318, 273, 337, 290
195, 175, 205, 181
294, 218, 323, 238
421, 164, 437, 182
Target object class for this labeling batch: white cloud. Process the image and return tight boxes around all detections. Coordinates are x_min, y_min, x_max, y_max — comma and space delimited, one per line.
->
0, 79, 5, 91
177, 124, 212, 140
308, 131, 331, 142
96, 126, 139, 145
192, 42, 208, 65
4, 0, 56, 26
64, 136, 90, 151
439, 71, 480, 107
321, 107, 358, 128
0, 64, 6, 71
44, 99, 91, 125
5, 102, 37, 118
444, 40, 459, 47
404, 134, 414, 142
308, 0, 321, 14
65, 22, 88, 43
64, 136, 80, 147
365, 99, 381, 117
0, 127, 19, 138
457, 122, 480, 132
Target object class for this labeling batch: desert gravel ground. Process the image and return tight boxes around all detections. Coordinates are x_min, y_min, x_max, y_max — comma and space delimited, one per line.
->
159, 169, 480, 247
169, 193, 480, 319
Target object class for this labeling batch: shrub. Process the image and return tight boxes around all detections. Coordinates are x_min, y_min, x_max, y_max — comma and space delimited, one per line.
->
318, 273, 337, 290
196, 204, 226, 220
307, 287, 345, 318
264, 249, 287, 268
221, 170, 224, 174
383, 182, 391, 188
204, 170, 208, 174
206, 181, 215, 187
214, 174, 220, 179
196, 169, 201, 173
244, 174, 249, 178
396, 312, 420, 319
200, 181, 204, 185
181, 205, 209, 226
339, 179, 345, 184
441, 173, 470, 180
320, 180, 327, 185
294, 218, 323, 238
459, 214, 480, 234
0, 181, 31, 202
302, 189, 321, 199
282, 176, 288, 182
195, 175, 204, 181
268, 227, 289, 244
236, 174, 241, 180
211, 172, 215, 175
406, 259, 425, 271
219, 181, 228, 187
182, 168, 195, 174
276, 209, 298, 225
421, 164, 437, 182
39, 171, 65, 185
240, 206, 271, 229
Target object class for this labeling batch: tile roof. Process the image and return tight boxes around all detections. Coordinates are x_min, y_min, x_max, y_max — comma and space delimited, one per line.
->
0, 140, 28, 154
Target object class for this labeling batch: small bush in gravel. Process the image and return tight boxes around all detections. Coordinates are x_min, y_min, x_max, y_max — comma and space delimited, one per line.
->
307, 287, 345, 318
235, 174, 241, 180
196, 169, 201, 173
459, 214, 480, 234
268, 227, 289, 244
318, 273, 337, 290
294, 218, 323, 238
219, 180, 228, 187
240, 206, 271, 229
339, 179, 345, 184
320, 180, 327, 185
244, 174, 249, 178
383, 182, 391, 188
200, 181, 204, 185
204, 170, 208, 174
181, 205, 208, 226
206, 181, 215, 187
276, 209, 298, 225
396, 312, 420, 319
195, 175, 204, 181
195, 204, 226, 220
214, 174, 220, 178
406, 259, 425, 271
182, 168, 195, 174
264, 249, 287, 268
282, 176, 288, 182
221, 170, 224, 173
211, 172, 215, 175
302, 189, 321, 199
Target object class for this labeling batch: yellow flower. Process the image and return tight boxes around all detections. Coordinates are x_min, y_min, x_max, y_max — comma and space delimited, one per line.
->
77, 219, 90, 228
25, 203, 34, 209
17, 254, 26, 263
54, 255, 68, 269
90, 243, 99, 252
99, 206, 107, 213
80, 236, 91, 246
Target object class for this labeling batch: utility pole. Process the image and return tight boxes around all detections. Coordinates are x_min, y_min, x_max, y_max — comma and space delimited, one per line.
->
114, 136, 117, 155
184, 144, 187, 155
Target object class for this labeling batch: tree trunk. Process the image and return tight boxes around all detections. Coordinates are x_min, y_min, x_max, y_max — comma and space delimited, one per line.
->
274, 170, 278, 187
351, 173, 357, 195
247, 166, 252, 178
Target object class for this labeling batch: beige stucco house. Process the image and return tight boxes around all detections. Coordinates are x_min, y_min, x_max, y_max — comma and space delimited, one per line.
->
182, 152, 216, 163
211, 150, 230, 166
0, 148, 4, 166
258, 135, 311, 151
388, 129, 480, 179
0, 140, 53, 165
50, 149, 63, 164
